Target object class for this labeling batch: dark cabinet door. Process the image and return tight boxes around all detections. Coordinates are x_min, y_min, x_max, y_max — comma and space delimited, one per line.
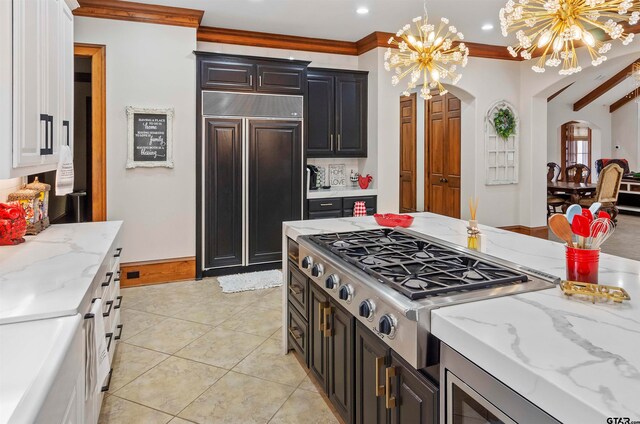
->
335, 73, 368, 157
306, 73, 335, 157
309, 283, 329, 391
204, 119, 243, 269
200, 59, 255, 92
355, 322, 389, 424
328, 300, 354, 424
257, 64, 306, 94
248, 120, 302, 264
389, 351, 439, 424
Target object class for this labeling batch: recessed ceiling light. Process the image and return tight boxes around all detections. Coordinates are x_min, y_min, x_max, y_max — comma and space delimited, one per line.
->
481, 23, 494, 31
356, 7, 369, 15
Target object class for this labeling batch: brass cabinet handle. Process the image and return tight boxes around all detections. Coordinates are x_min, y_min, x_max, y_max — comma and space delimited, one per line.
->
289, 284, 302, 295
385, 366, 397, 409
288, 326, 303, 340
375, 357, 385, 397
323, 305, 333, 337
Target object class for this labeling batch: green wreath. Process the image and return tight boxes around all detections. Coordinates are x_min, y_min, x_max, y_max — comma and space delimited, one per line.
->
493, 108, 516, 140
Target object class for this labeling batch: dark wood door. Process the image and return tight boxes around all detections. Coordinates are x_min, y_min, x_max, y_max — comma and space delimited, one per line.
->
335, 73, 368, 157
426, 93, 461, 218
248, 120, 302, 264
307, 72, 335, 157
400, 93, 417, 213
204, 118, 243, 268
200, 59, 255, 92
256, 64, 306, 94
355, 322, 389, 424
309, 283, 329, 391
328, 300, 354, 423
389, 351, 439, 424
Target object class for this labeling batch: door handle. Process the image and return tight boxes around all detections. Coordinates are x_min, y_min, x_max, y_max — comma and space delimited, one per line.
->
249, 75, 253, 86
323, 305, 332, 337
63, 120, 70, 146
385, 366, 397, 409
318, 302, 324, 332
330, 134, 334, 151
40, 114, 49, 155
47, 115, 54, 155
337, 134, 341, 149
375, 356, 385, 397
259, 75, 262, 86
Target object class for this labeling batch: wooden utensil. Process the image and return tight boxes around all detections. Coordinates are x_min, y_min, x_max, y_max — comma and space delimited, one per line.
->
548, 214, 574, 248
571, 214, 591, 248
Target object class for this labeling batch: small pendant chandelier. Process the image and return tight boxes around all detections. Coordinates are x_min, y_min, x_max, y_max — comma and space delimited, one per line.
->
500, 0, 639, 75
385, 1, 469, 100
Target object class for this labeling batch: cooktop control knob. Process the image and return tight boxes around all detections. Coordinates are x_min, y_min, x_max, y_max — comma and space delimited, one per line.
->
311, 263, 324, 277
325, 274, 340, 290
301, 256, 313, 270
358, 300, 375, 320
338, 284, 353, 303
378, 315, 397, 338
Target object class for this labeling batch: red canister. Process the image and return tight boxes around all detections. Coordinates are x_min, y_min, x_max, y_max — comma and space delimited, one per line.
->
565, 246, 600, 284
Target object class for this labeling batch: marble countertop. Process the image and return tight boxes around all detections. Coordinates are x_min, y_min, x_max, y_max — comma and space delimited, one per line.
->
283, 213, 640, 423
307, 187, 377, 199
0, 221, 122, 325
0, 314, 81, 424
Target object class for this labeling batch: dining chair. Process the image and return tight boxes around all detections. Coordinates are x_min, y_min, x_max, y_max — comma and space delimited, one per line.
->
565, 164, 591, 183
547, 162, 565, 216
578, 164, 624, 221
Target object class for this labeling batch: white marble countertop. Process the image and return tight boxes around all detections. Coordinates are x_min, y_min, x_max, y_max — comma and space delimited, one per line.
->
0, 221, 122, 325
283, 213, 640, 423
0, 314, 81, 424
307, 187, 377, 199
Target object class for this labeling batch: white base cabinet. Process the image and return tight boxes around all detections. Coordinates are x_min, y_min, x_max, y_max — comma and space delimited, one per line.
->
0, 0, 77, 180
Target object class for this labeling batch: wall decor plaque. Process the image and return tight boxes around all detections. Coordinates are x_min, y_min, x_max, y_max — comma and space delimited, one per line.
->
126, 107, 174, 168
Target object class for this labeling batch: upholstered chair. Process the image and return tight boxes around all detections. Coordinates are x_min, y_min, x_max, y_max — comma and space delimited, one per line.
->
565, 164, 591, 183
578, 164, 624, 220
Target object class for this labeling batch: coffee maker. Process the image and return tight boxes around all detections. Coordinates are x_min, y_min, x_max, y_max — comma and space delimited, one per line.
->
306, 165, 320, 191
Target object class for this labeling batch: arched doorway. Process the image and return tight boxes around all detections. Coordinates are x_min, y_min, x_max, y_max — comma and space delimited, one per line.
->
560, 121, 593, 182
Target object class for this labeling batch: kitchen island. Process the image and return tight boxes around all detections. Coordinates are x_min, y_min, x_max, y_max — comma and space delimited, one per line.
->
281, 213, 640, 424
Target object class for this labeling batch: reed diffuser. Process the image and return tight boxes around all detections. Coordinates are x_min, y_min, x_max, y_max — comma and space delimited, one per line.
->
467, 197, 481, 250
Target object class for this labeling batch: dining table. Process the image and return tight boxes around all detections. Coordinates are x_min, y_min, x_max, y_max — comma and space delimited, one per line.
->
547, 181, 597, 205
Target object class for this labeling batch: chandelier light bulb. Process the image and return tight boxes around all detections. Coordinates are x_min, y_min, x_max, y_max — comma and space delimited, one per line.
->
384, 11, 469, 100
500, 0, 639, 75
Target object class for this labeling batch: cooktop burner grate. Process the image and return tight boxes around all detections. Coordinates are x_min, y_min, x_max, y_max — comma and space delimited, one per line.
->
309, 228, 529, 300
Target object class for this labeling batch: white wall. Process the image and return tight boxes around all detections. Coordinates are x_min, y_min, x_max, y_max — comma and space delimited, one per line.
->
546, 100, 612, 176
0, 178, 25, 202
611, 101, 640, 171
75, 18, 197, 263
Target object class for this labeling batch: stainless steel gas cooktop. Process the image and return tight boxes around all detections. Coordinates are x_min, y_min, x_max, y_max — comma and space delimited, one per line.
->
297, 228, 559, 369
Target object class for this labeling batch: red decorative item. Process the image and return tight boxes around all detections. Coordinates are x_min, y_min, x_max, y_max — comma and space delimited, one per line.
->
358, 174, 373, 189
353, 201, 367, 217
0, 202, 27, 245
374, 213, 414, 228
566, 246, 600, 284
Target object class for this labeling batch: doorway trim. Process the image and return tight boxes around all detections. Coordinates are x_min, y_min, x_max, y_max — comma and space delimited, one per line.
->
74, 43, 107, 222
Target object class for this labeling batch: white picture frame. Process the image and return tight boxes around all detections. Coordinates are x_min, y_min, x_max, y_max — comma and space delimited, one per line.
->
126, 106, 174, 169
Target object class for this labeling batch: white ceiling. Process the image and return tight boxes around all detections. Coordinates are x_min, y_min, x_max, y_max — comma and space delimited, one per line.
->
130, 0, 511, 45
551, 56, 639, 107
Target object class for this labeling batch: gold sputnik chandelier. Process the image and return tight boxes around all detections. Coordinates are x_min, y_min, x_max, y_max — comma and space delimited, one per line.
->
500, 0, 640, 75
385, 5, 469, 100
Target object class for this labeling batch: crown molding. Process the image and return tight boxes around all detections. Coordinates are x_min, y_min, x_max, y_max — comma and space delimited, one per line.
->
73, 0, 204, 28
197, 26, 358, 55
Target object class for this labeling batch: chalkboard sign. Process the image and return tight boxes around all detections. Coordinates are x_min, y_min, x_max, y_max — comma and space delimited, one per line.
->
126, 107, 174, 168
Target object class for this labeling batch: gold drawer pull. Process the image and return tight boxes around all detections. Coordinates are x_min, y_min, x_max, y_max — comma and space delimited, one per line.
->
289, 284, 302, 295
323, 305, 332, 337
288, 327, 303, 340
385, 366, 397, 409
375, 357, 385, 397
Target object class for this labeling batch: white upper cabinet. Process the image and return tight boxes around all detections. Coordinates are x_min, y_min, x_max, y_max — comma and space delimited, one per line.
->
0, 0, 77, 179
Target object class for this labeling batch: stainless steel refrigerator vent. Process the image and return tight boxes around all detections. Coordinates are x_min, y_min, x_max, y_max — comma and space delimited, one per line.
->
202, 91, 303, 119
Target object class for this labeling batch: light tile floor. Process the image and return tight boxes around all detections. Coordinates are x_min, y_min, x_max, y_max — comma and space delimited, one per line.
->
100, 279, 339, 424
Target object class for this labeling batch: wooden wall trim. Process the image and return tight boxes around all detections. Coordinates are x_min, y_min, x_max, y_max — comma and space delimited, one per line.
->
573, 60, 639, 111
74, 43, 107, 222
120, 256, 196, 287
610, 89, 640, 113
547, 82, 575, 102
499, 225, 549, 240
74, 0, 204, 28
197, 26, 358, 55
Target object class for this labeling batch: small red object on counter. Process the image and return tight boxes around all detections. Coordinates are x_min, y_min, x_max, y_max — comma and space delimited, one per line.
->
374, 213, 414, 228
358, 174, 373, 189
0, 202, 27, 245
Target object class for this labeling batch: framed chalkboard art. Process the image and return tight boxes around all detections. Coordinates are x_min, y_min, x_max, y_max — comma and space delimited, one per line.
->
126, 107, 174, 168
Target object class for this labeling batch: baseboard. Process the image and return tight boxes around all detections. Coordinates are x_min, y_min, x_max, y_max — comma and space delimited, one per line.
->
499, 225, 548, 240
120, 256, 196, 287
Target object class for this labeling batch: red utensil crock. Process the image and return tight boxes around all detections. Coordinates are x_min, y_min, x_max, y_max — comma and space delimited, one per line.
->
566, 246, 599, 284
